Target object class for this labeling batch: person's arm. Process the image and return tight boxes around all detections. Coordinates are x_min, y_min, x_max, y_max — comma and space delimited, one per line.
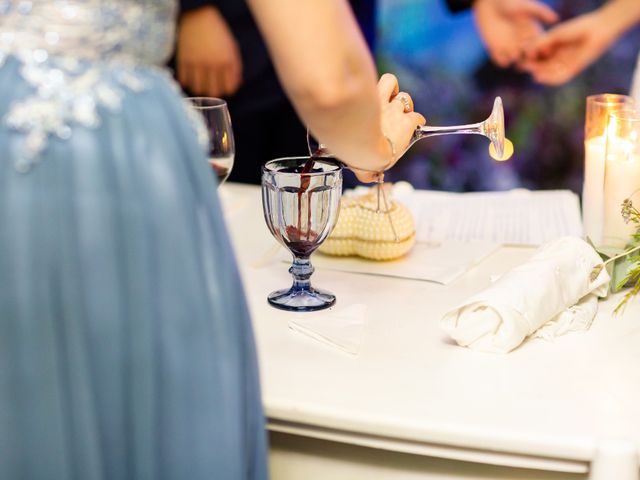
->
522, 0, 640, 85
176, 3, 243, 96
246, 0, 424, 180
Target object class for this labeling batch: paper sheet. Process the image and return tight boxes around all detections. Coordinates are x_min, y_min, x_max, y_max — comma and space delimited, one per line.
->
395, 188, 583, 246
277, 241, 498, 285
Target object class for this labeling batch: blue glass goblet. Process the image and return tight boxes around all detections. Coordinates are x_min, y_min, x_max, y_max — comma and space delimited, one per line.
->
262, 157, 343, 311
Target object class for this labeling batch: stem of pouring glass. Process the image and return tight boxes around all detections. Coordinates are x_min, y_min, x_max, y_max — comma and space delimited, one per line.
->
411, 121, 484, 141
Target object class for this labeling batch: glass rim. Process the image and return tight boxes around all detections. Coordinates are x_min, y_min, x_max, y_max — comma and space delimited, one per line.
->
262, 156, 342, 176
609, 109, 640, 123
587, 93, 635, 106
187, 96, 228, 110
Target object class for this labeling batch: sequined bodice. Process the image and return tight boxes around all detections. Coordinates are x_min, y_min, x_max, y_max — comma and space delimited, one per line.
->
0, 0, 207, 173
0, 0, 177, 66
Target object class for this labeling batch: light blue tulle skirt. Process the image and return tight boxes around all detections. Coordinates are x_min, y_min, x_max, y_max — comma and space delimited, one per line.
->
0, 57, 267, 479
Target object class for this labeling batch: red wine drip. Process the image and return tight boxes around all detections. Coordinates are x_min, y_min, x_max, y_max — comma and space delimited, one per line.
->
285, 158, 317, 257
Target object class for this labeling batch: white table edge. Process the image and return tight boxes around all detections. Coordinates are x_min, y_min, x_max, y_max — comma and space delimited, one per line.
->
267, 417, 588, 474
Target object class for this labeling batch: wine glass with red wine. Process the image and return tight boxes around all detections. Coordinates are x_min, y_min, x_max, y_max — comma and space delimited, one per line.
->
189, 97, 235, 186
262, 157, 342, 311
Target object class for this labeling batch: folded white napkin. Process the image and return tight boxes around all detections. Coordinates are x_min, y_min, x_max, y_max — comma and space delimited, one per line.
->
440, 237, 610, 353
533, 293, 599, 340
288, 304, 367, 356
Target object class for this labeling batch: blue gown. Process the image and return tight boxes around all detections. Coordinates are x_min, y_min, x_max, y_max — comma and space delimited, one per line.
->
0, 1, 267, 478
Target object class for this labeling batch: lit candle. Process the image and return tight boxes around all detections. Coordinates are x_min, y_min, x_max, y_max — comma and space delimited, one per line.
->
582, 94, 635, 245
602, 112, 640, 249
583, 135, 606, 244
602, 153, 640, 248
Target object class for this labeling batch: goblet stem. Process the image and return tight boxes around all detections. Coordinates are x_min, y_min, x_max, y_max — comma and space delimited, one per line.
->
290, 256, 314, 291
410, 122, 483, 146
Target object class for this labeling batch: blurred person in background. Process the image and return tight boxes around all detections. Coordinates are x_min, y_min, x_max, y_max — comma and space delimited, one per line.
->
176, 0, 378, 184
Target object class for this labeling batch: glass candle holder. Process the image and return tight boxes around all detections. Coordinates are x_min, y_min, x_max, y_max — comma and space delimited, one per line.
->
583, 94, 635, 245
602, 110, 640, 249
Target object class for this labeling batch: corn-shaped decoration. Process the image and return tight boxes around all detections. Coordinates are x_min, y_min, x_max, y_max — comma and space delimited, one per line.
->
319, 188, 416, 260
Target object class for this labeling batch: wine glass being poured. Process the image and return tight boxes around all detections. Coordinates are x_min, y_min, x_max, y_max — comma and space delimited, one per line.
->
308, 96, 513, 163
410, 96, 512, 161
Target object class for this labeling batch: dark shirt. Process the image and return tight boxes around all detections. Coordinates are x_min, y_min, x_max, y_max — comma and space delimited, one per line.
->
178, 0, 376, 118
444, 0, 473, 13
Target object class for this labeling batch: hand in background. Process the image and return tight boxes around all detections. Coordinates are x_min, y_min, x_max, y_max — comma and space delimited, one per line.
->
520, 13, 611, 85
473, 0, 559, 68
177, 6, 242, 96
521, 0, 640, 86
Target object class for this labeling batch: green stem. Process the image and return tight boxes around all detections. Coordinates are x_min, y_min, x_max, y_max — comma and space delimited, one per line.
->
604, 243, 640, 266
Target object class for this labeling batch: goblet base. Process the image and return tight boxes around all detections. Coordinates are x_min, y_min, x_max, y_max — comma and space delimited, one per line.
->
267, 286, 336, 312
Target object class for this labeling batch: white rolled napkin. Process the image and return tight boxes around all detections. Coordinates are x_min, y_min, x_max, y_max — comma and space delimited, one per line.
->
440, 237, 610, 353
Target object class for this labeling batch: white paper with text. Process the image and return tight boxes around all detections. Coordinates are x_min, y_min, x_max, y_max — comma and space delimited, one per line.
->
394, 189, 583, 246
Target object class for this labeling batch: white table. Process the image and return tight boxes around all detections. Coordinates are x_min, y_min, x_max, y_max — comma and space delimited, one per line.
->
220, 183, 640, 480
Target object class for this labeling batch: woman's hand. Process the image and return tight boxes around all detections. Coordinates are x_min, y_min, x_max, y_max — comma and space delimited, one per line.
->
379, 73, 427, 154
348, 74, 425, 183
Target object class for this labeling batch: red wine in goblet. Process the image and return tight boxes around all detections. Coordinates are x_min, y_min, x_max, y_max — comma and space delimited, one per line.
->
261, 157, 342, 311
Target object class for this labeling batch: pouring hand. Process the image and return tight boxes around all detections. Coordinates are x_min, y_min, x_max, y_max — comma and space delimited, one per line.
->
374, 74, 426, 176
347, 74, 425, 183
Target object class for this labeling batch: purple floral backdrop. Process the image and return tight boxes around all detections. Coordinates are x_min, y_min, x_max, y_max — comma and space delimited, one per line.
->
377, 0, 640, 193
